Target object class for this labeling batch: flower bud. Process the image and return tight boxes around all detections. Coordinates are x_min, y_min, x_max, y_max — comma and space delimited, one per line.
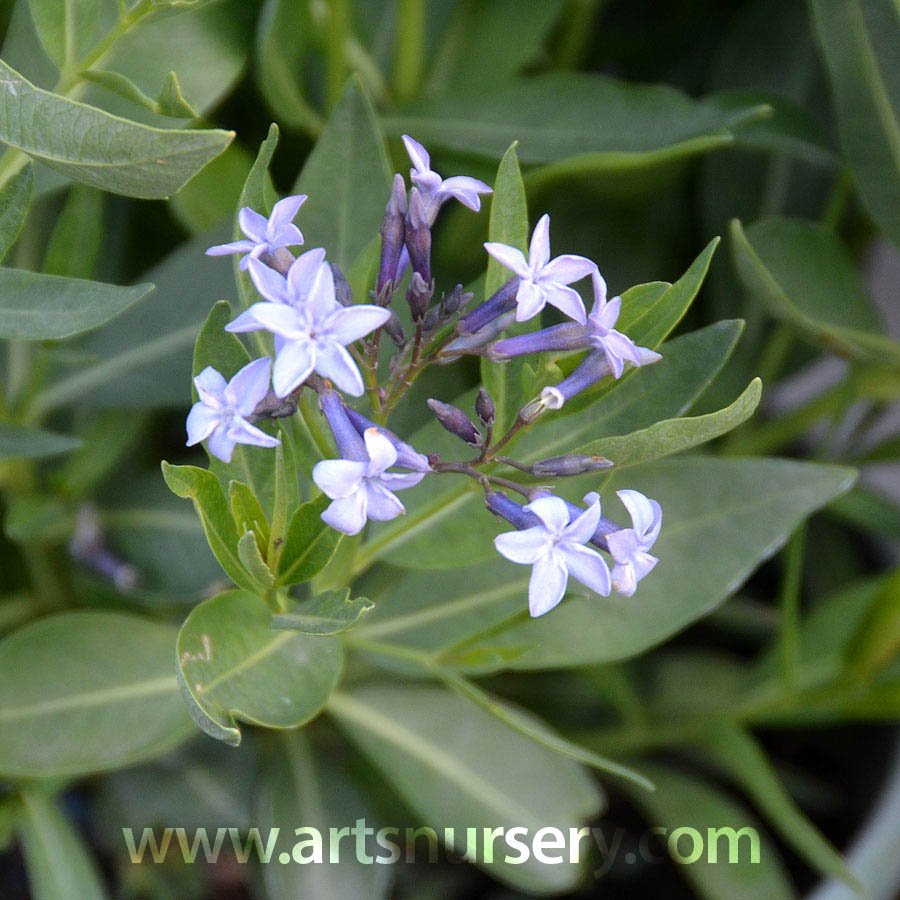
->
427, 398, 481, 445
475, 387, 495, 426
406, 271, 433, 322
406, 187, 431, 284
382, 310, 407, 347
377, 174, 407, 298
457, 277, 518, 335
531, 454, 613, 478
331, 263, 353, 306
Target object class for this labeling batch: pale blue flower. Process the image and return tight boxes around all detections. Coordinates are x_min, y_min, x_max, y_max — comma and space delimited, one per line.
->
226, 260, 390, 397
313, 428, 425, 535
402, 135, 492, 221
606, 490, 662, 596
206, 195, 307, 269
186, 359, 279, 463
494, 493, 611, 617
484, 214, 596, 324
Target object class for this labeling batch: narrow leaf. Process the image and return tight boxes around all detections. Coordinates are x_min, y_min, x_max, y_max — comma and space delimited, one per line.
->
273, 589, 374, 635
0, 423, 81, 460
277, 494, 342, 587
0, 163, 32, 262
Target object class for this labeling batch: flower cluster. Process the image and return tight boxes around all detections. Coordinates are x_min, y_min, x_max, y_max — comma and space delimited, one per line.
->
194, 136, 663, 615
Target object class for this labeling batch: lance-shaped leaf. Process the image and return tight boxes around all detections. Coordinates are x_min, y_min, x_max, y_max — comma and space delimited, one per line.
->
272, 589, 374, 635
18, 790, 109, 900
0, 163, 31, 261
731, 217, 900, 364
0, 59, 233, 198
27, 0, 101, 69
161, 462, 257, 593
328, 684, 603, 894
0, 268, 152, 340
0, 611, 192, 778
0, 423, 81, 460
176, 590, 343, 745
810, 0, 900, 250
277, 494, 342, 587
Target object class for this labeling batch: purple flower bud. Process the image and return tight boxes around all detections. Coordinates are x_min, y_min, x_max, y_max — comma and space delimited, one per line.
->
427, 398, 481, 445
342, 405, 431, 472
532, 454, 614, 478
377, 174, 407, 298
441, 283, 471, 318
440, 310, 518, 361
406, 187, 432, 284
319, 388, 368, 461
382, 310, 407, 347
488, 321, 589, 361
475, 387, 495, 426
331, 262, 353, 306
406, 271, 433, 321
457, 277, 519, 336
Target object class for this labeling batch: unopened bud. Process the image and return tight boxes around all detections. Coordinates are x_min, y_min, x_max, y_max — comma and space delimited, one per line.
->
377, 174, 407, 297
406, 187, 432, 283
331, 263, 353, 306
475, 387, 495, 426
383, 311, 407, 347
427, 399, 480, 445
406, 271, 433, 321
531, 454, 614, 478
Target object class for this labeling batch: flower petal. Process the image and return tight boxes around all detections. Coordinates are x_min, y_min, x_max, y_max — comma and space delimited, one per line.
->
379, 470, 426, 490
563, 498, 602, 544
312, 459, 367, 498
238, 207, 268, 242
305, 262, 338, 321
606, 528, 642, 565
605, 329, 642, 367
540, 254, 596, 285
541, 283, 587, 324
363, 428, 397, 473
286, 247, 327, 303
186, 402, 220, 446
273, 339, 316, 397
225, 357, 272, 414
526, 496, 571, 533
590, 268, 608, 308
206, 426, 236, 463
514, 280, 546, 322
268, 194, 306, 233
529, 214, 551, 270
364, 482, 406, 521
494, 526, 551, 564
438, 176, 492, 211
248, 256, 290, 304
271, 223, 304, 249
322, 490, 368, 535
205, 239, 255, 257
610, 562, 637, 597
617, 489, 661, 541
228, 417, 281, 449
529, 551, 568, 617
561, 543, 611, 597
327, 305, 391, 344
402, 134, 430, 173
484, 242, 530, 278
193, 366, 227, 402
225, 305, 270, 334
315, 342, 364, 396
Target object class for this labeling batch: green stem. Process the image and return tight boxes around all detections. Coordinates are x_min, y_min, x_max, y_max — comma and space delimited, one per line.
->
394, 0, 426, 103
778, 527, 805, 694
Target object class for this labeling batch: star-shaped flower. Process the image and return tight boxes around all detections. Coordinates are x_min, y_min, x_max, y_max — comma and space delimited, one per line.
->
403, 135, 492, 221
186, 359, 280, 463
484, 214, 596, 324
494, 494, 611, 617
313, 428, 426, 535
586, 270, 645, 378
606, 490, 662, 596
226, 259, 390, 398
206, 195, 307, 269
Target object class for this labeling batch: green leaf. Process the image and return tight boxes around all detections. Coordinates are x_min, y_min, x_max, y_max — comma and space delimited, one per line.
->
0, 268, 152, 340
237, 531, 275, 592
426, 0, 564, 96
843, 568, 900, 682
573, 377, 762, 468
385, 74, 767, 169
702, 722, 861, 891
255, 733, 389, 900
27, 0, 100, 69
161, 462, 257, 593
0, 58, 233, 198
42, 184, 103, 279
481, 142, 530, 433
0, 423, 81, 460
328, 684, 603, 894
273, 589, 374, 635
277, 494, 342, 587
292, 76, 392, 269
630, 764, 795, 900
0, 163, 32, 262
0, 611, 192, 778
460, 457, 855, 671
79, 68, 197, 119
176, 590, 343, 745
810, 0, 900, 249
731, 217, 900, 364
18, 790, 108, 900
156, 71, 198, 118
230, 480, 270, 551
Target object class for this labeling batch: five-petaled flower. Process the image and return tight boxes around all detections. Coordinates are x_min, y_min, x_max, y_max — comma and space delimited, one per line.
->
403, 135, 492, 221
313, 428, 425, 535
206, 195, 307, 269
186, 359, 280, 463
226, 257, 390, 398
494, 494, 611, 617
606, 490, 662, 596
484, 214, 596, 324
586, 270, 645, 378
